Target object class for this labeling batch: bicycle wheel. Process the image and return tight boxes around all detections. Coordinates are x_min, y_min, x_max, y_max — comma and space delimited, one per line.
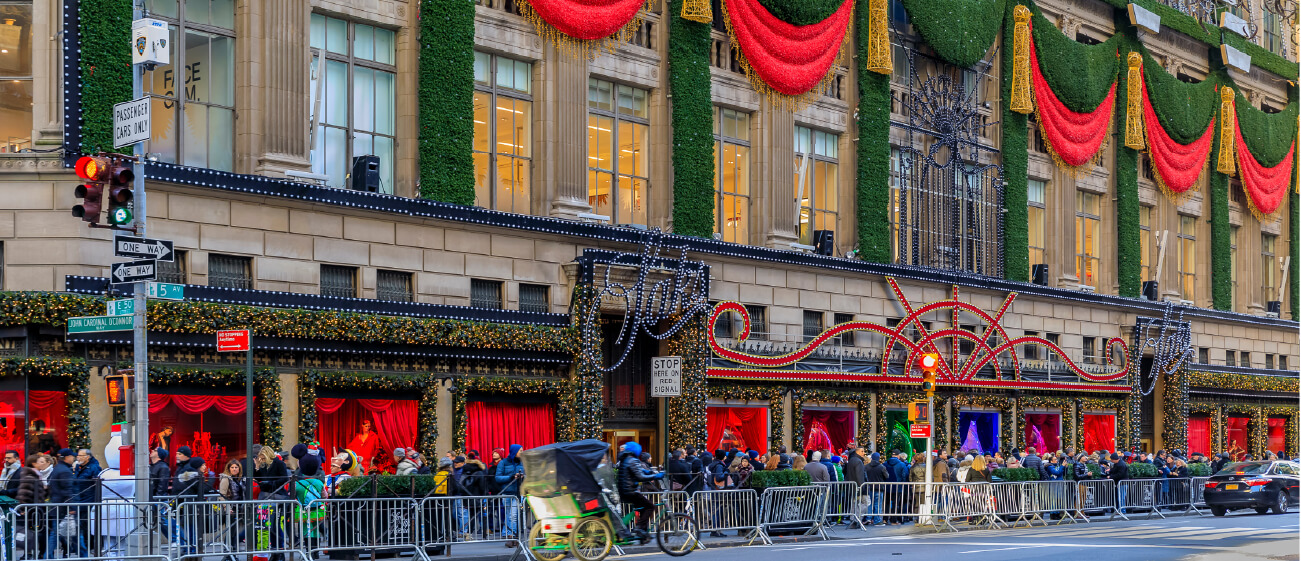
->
528, 522, 567, 561
569, 517, 612, 561
655, 512, 698, 556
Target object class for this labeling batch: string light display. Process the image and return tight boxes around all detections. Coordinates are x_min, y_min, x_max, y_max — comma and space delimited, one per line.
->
298, 370, 438, 453
450, 376, 574, 451
875, 390, 948, 453
570, 286, 606, 442
1160, 367, 1190, 455
147, 365, 283, 449
667, 312, 709, 450
0, 358, 91, 450
790, 388, 872, 451
1188, 371, 1300, 393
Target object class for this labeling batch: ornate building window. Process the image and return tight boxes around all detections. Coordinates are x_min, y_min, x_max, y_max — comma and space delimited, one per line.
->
1262, 233, 1277, 303
1230, 225, 1239, 310
310, 14, 397, 192
587, 78, 649, 225
714, 107, 751, 244
320, 265, 357, 298
472, 52, 532, 213
1028, 179, 1046, 275
1075, 191, 1101, 287
376, 270, 412, 302
208, 254, 251, 290
0, 2, 31, 152
793, 126, 839, 246
1139, 205, 1153, 282
144, 0, 235, 171
1177, 214, 1197, 301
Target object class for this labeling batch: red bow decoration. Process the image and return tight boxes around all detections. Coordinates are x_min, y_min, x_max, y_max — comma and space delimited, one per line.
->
1028, 20, 1116, 169
723, 0, 854, 98
1234, 111, 1295, 216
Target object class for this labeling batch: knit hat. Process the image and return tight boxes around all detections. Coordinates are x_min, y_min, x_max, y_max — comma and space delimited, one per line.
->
156, 448, 168, 460
394, 447, 406, 459
188, 457, 205, 470
291, 444, 308, 460
811, 451, 822, 461
438, 457, 453, 469
177, 446, 192, 457
306, 442, 321, 456
871, 452, 880, 461
965, 454, 975, 461
453, 455, 466, 464
299, 454, 322, 476
831, 455, 842, 463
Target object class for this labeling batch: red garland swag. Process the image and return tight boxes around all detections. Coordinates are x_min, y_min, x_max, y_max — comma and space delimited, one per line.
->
525, 0, 646, 40
724, 0, 854, 96
1136, 66, 1214, 194
1028, 21, 1116, 167
1233, 112, 1295, 215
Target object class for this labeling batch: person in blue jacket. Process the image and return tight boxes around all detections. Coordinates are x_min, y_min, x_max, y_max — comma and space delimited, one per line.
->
493, 444, 524, 545
884, 450, 909, 524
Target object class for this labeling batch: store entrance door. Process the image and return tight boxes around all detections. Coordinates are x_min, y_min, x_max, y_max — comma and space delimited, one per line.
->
604, 429, 656, 461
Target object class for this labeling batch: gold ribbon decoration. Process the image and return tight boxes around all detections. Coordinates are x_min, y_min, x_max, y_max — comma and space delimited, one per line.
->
1009, 5, 1033, 114
865, 0, 891, 74
682, 0, 712, 23
1217, 86, 1236, 176
1124, 51, 1145, 150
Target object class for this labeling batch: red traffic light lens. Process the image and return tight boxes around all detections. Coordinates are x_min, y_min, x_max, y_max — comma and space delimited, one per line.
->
918, 352, 939, 370
75, 156, 109, 180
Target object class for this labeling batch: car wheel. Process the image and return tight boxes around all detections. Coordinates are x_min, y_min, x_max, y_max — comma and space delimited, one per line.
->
1272, 491, 1289, 515
1211, 506, 1227, 517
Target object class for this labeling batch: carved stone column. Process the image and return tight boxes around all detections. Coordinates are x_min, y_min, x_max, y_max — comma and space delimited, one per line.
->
31, 0, 62, 145
761, 101, 798, 249
542, 48, 591, 219
242, 0, 313, 175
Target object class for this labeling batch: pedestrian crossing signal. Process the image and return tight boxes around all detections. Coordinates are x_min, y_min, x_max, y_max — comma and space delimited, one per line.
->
105, 374, 132, 407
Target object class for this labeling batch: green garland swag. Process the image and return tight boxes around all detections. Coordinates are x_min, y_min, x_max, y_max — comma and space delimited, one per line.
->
570, 287, 605, 442
758, 0, 844, 26
0, 292, 578, 353
298, 370, 438, 453
78, 0, 132, 152
1114, 35, 1142, 298
1160, 368, 1190, 453
707, 385, 785, 450
417, 0, 476, 204
790, 388, 872, 451
0, 358, 91, 450
1209, 113, 1232, 310
855, 0, 893, 264
899, 0, 1007, 69
1232, 88, 1298, 168
1223, 31, 1301, 82
147, 366, 282, 449
1141, 49, 1221, 145
1001, 0, 1030, 282
451, 376, 574, 451
667, 312, 709, 450
1292, 191, 1299, 320
1030, 10, 1121, 113
1188, 370, 1300, 393
668, 0, 716, 238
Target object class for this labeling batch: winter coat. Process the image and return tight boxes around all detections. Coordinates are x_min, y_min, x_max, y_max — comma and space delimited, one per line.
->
218, 473, 247, 500
1173, 465, 1190, 478
255, 458, 291, 497
616, 451, 662, 495
47, 461, 77, 503
1044, 463, 1064, 481
819, 459, 838, 481
494, 445, 525, 496
864, 459, 888, 483
13, 467, 44, 504
965, 467, 989, 483
175, 468, 208, 500
685, 456, 705, 493
885, 457, 908, 483
667, 457, 692, 490
1109, 460, 1130, 482
1022, 454, 1043, 477
804, 460, 829, 482
150, 460, 171, 499
1074, 461, 1090, 480
843, 454, 866, 484
908, 462, 928, 483
460, 460, 487, 495
395, 459, 418, 476
72, 456, 103, 502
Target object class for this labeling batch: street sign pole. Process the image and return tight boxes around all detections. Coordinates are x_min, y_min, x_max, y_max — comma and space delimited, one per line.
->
129, 3, 151, 556
922, 392, 934, 523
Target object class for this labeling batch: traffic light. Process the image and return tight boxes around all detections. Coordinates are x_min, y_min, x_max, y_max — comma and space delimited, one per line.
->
105, 373, 133, 407
105, 159, 135, 226
72, 155, 109, 223
917, 352, 940, 393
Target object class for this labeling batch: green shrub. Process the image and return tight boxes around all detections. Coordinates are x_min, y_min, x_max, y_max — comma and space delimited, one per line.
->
746, 469, 811, 492
990, 467, 1040, 482
336, 475, 442, 497
1087, 463, 1102, 478
1127, 462, 1159, 479
1188, 463, 1212, 477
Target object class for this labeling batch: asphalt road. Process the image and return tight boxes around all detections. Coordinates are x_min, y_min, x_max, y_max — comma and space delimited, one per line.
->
611, 511, 1300, 561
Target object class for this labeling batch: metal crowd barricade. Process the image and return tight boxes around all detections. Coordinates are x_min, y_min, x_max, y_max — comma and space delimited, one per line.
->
988, 481, 1032, 527
757, 485, 828, 540
1035, 480, 1083, 524
691, 489, 767, 545
814, 482, 865, 530
939, 482, 997, 531
10, 500, 172, 561
642, 490, 692, 532
1117, 479, 1163, 519
1156, 478, 1199, 515
171, 497, 305, 561
420, 494, 524, 552
306, 497, 428, 561
1191, 476, 1209, 510
858, 482, 926, 524
1075, 479, 1123, 520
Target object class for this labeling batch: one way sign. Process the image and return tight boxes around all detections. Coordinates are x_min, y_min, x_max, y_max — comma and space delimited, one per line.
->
111, 259, 157, 284
114, 235, 174, 262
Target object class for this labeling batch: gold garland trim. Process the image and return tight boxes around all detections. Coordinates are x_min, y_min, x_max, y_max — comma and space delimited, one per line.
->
1217, 86, 1236, 176
720, 0, 855, 111
865, 0, 891, 74
1124, 52, 1145, 150
518, 0, 651, 60
1009, 5, 1034, 114
681, 0, 712, 23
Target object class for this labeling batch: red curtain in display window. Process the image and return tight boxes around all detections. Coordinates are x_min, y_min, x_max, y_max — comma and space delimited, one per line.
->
1225, 416, 1250, 459
706, 406, 768, 453
1082, 414, 1115, 454
1266, 417, 1286, 454
801, 410, 854, 454
28, 391, 67, 457
1023, 413, 1061, 453
1186, 415, 1211, 457
149, 393, 254, 472
465, 401, 556, 456
317, 398, 418, 474
0, 390, 24, 458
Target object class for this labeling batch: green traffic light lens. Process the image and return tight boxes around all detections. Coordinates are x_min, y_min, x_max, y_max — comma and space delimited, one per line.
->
110, 207, 133, 225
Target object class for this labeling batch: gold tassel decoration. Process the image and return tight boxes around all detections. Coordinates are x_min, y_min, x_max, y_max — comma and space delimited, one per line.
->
681, 0, 712, 23
1009, 5, 1033, 114
1217, 86, 1236, 176
1125, 51, 1145, 150
865, 0, 891, 74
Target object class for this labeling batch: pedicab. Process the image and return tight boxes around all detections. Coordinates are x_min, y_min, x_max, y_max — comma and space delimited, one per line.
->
519, 440, 698, 561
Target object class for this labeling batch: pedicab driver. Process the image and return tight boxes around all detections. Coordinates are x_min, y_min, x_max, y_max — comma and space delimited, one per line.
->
616, 442, 665, 542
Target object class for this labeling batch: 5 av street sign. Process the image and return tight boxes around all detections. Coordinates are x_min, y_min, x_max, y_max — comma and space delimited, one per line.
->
114, 235, 174, 261
111, 259, 157, 284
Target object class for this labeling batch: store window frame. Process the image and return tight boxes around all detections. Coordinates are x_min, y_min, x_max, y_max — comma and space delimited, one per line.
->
587, 78, 650, 226
519, 283, 549, 314
470, 278, 504, 309
794, 125, 839, 246
0, 1, 32, 153
714, 107, 751, 244
473, 52, 533, 214
311, 14, 398, 193
143, 0, 237, 171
